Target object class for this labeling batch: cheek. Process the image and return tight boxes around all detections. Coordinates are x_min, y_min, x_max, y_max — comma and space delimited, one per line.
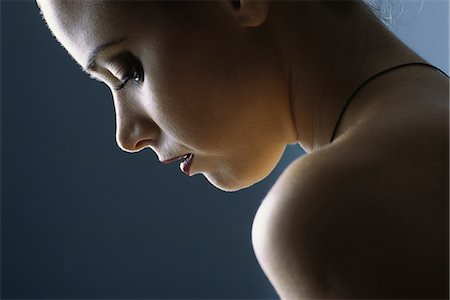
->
140, 75, 228, 151
136, 17, 285, 163
140, 42, 249, 151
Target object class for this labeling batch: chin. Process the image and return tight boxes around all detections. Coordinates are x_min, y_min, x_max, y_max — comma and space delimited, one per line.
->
203, 170, 268, 192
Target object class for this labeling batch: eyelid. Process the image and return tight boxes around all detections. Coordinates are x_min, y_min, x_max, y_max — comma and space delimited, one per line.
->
114, 79, 129, 90
85, 50, 144, 91
114, 67, 143, 91
107, 63, 128, 81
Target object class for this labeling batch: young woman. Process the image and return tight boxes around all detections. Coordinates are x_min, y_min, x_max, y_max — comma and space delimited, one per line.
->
37, 1, 449, 298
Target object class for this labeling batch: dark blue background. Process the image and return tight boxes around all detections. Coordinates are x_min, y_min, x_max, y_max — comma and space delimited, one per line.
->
1, 1, 305, 298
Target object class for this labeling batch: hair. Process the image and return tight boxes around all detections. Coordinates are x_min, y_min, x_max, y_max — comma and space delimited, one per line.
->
362, 0, 425, 30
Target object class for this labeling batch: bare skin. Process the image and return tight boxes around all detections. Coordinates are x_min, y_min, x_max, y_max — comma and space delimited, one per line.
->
252, 3, 449, 298
253, 65, 449, 298
37, 1, 449, 298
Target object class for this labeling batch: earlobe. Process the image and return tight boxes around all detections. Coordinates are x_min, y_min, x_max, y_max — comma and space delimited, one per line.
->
232, 0, 268, 27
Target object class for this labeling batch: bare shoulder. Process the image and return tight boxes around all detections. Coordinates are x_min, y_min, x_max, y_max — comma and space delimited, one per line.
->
252, 121, 449, 298
252, 148, 365, 298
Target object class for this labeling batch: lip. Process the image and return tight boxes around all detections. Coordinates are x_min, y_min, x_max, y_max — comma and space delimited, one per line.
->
161, 154, 187, 164
161, 153, 194, 176
179, 153, 194, 176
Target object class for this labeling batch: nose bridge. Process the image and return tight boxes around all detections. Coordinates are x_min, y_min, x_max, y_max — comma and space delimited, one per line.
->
114, 95, 159, 153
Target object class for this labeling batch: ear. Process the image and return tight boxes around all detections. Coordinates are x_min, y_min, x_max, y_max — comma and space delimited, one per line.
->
230, 0, 269, 27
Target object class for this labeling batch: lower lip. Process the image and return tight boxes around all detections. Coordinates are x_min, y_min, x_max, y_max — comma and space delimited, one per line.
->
180, 153, 194, 176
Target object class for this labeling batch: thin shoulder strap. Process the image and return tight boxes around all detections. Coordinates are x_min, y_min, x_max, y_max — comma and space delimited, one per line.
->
330, 62, 449, 143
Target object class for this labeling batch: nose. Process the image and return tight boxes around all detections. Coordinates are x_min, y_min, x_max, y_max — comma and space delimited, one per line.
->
115, 105, 159, 153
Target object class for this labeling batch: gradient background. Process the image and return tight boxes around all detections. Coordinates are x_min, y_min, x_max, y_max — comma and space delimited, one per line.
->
1, 1, 448, 299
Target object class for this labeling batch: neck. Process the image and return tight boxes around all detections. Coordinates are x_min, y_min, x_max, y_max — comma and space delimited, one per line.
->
269, 1, 426, 152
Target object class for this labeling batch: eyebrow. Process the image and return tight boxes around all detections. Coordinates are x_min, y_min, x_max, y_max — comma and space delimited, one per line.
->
85, 37, 128, 71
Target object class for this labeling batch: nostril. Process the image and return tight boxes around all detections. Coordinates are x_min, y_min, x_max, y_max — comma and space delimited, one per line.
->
115, 117, 159, 153
135, 139, 153, 150
116, 130, 155, 153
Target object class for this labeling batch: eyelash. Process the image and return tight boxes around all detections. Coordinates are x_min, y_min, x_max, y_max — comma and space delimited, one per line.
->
114, 58, 144, 91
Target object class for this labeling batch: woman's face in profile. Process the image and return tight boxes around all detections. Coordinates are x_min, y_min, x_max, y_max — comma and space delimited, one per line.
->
38, 1, 292, 191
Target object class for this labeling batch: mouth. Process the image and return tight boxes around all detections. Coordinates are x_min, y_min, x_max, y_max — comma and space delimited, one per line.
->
161, 153, 194, 176
179, 153, 194, 176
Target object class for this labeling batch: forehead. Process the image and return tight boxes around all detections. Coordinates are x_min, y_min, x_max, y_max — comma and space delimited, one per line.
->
38, 1, 141, 68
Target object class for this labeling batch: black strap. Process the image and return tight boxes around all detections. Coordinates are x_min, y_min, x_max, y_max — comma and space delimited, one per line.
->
330, 62, 449, 143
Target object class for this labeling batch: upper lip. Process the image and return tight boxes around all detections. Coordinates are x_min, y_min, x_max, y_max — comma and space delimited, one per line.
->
161, 153, 191, 164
